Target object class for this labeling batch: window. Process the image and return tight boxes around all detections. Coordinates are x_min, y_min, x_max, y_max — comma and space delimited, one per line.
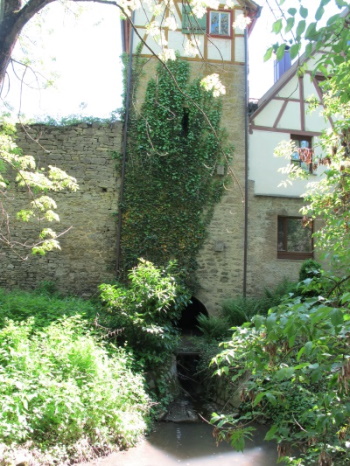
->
291, 135, 313, 173
208, 10, 232, 38
278, 216, 313, 260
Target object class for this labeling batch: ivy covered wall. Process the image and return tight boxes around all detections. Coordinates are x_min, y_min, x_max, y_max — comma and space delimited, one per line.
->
120, 59, 232, 290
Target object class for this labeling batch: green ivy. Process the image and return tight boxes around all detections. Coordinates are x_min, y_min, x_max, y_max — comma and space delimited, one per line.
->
120, 58, 233, 289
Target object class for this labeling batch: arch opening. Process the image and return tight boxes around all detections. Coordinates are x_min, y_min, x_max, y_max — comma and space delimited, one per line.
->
177, 296, 208, 336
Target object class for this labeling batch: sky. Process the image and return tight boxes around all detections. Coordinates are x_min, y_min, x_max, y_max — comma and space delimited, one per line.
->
0, 0, 338, 120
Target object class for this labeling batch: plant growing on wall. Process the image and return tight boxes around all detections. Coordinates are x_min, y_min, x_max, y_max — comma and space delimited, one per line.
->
120, 58, 232, 289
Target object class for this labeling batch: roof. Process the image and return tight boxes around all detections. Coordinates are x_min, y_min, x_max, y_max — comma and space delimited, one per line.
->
250, 6, 350, 121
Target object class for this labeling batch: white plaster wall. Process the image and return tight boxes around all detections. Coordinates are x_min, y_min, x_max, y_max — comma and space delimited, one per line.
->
254, 100, 284, 127
133, 34, 162, 55
303, 74, 320, 98
277, 101, 301, 130
249, 130, 321, 197
134, 6, 151, 25
207, 38, 231, 61
277, 75, 300, 99
172, 33, 205, 57
232, 8, 244, 34
235, 36, 245, 63
305, 110, 327, 132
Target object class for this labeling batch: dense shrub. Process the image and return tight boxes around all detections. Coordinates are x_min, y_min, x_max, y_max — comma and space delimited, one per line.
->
0, 287, 96, 328
196, 313, 231, 341
221, 296, 265, 326
211, 272, 350, 465
298, 259, 322, 282
220, 279, 297, 328
0, 316, 150, 465
99, 259, 191, 369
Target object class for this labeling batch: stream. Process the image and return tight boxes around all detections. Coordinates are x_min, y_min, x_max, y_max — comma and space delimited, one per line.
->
82, 421, 278, 466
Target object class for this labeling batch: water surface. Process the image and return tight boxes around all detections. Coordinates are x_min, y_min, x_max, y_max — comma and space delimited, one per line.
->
84, 422, 278, 466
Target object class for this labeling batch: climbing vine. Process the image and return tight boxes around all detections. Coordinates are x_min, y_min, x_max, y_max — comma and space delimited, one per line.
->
120, 58, 233, 289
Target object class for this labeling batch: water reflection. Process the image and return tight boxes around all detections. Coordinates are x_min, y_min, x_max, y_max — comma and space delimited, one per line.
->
147, 422, 278, 465
89, 422, 278, 466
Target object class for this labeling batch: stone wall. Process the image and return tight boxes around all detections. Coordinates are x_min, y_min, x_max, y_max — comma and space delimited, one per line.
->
246, 182, 323, 297
0, 122, 122, 297
194, 62, 247, 314
0, 65, 315, 311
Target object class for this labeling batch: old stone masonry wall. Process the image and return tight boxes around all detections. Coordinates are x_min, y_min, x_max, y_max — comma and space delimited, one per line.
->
0, 122, 122, 297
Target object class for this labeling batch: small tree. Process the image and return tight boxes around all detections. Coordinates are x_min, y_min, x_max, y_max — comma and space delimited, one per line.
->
0, 116, 78, 257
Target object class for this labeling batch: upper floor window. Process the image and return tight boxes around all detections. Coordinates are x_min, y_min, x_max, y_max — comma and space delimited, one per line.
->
208, 10, 232, 38
278, 216, 313, 260
291, 135, 313, 173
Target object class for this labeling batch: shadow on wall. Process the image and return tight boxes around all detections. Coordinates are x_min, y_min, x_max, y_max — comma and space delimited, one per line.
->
177, 297, 208, 336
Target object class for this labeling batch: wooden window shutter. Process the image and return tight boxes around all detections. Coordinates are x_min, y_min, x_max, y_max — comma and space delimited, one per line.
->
182, 5, 207, 34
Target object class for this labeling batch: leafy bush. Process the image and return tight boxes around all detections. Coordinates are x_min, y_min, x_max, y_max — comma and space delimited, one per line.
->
211, 274, 350, 465
98, 259, 191, 387
263, 278, 297, 307
196, 313, 231, 341
221, 280, 297, 328
0, 316, 150, 464
299, 259, 322, 282
0, 287, 96, 329
221, 296, 268, 326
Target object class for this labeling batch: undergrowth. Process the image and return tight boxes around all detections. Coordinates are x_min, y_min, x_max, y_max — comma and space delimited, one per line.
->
0, 287, 151, 465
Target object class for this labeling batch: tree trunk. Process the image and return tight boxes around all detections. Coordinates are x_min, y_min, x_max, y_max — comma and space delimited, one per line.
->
0, 0, 55, 90
0, 16, 20, 86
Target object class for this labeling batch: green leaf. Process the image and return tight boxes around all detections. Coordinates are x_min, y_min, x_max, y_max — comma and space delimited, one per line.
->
285, 17, 295, 33
327, 14, 341, 26
305, 42, 314, 58
335, 0, 348, 7
288, 8, 297, 16
305, 22, 317, 40
299, 6, 308, 19
266, 313, 277, 331
290, 43, 301, 60
296, 20, 306, 39
272, 19, 283, 34
264, 47, 273, 62
296, 346, 305, 361
253, 391, 265, 406
305, 341, 313, 354
276, 44, 286, 61
274, 366, 294, 381
265, 392, 277, 404
341, 292, 350, 304
253, 314, 265, 330
265, 424, 278, 441
330, 308, 343, 326
315, 6, 325, 21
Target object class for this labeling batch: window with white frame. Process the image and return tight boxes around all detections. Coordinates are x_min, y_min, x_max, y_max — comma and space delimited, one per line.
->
208, 10, 232, 38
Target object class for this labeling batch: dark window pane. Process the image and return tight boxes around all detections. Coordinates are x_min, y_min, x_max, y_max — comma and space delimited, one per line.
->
278, 219, 285, 251
287, 218, 312, 252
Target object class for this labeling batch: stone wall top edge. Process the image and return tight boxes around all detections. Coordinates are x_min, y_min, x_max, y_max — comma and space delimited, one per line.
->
14, 121, 123, 130
253, 194, 304, 200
